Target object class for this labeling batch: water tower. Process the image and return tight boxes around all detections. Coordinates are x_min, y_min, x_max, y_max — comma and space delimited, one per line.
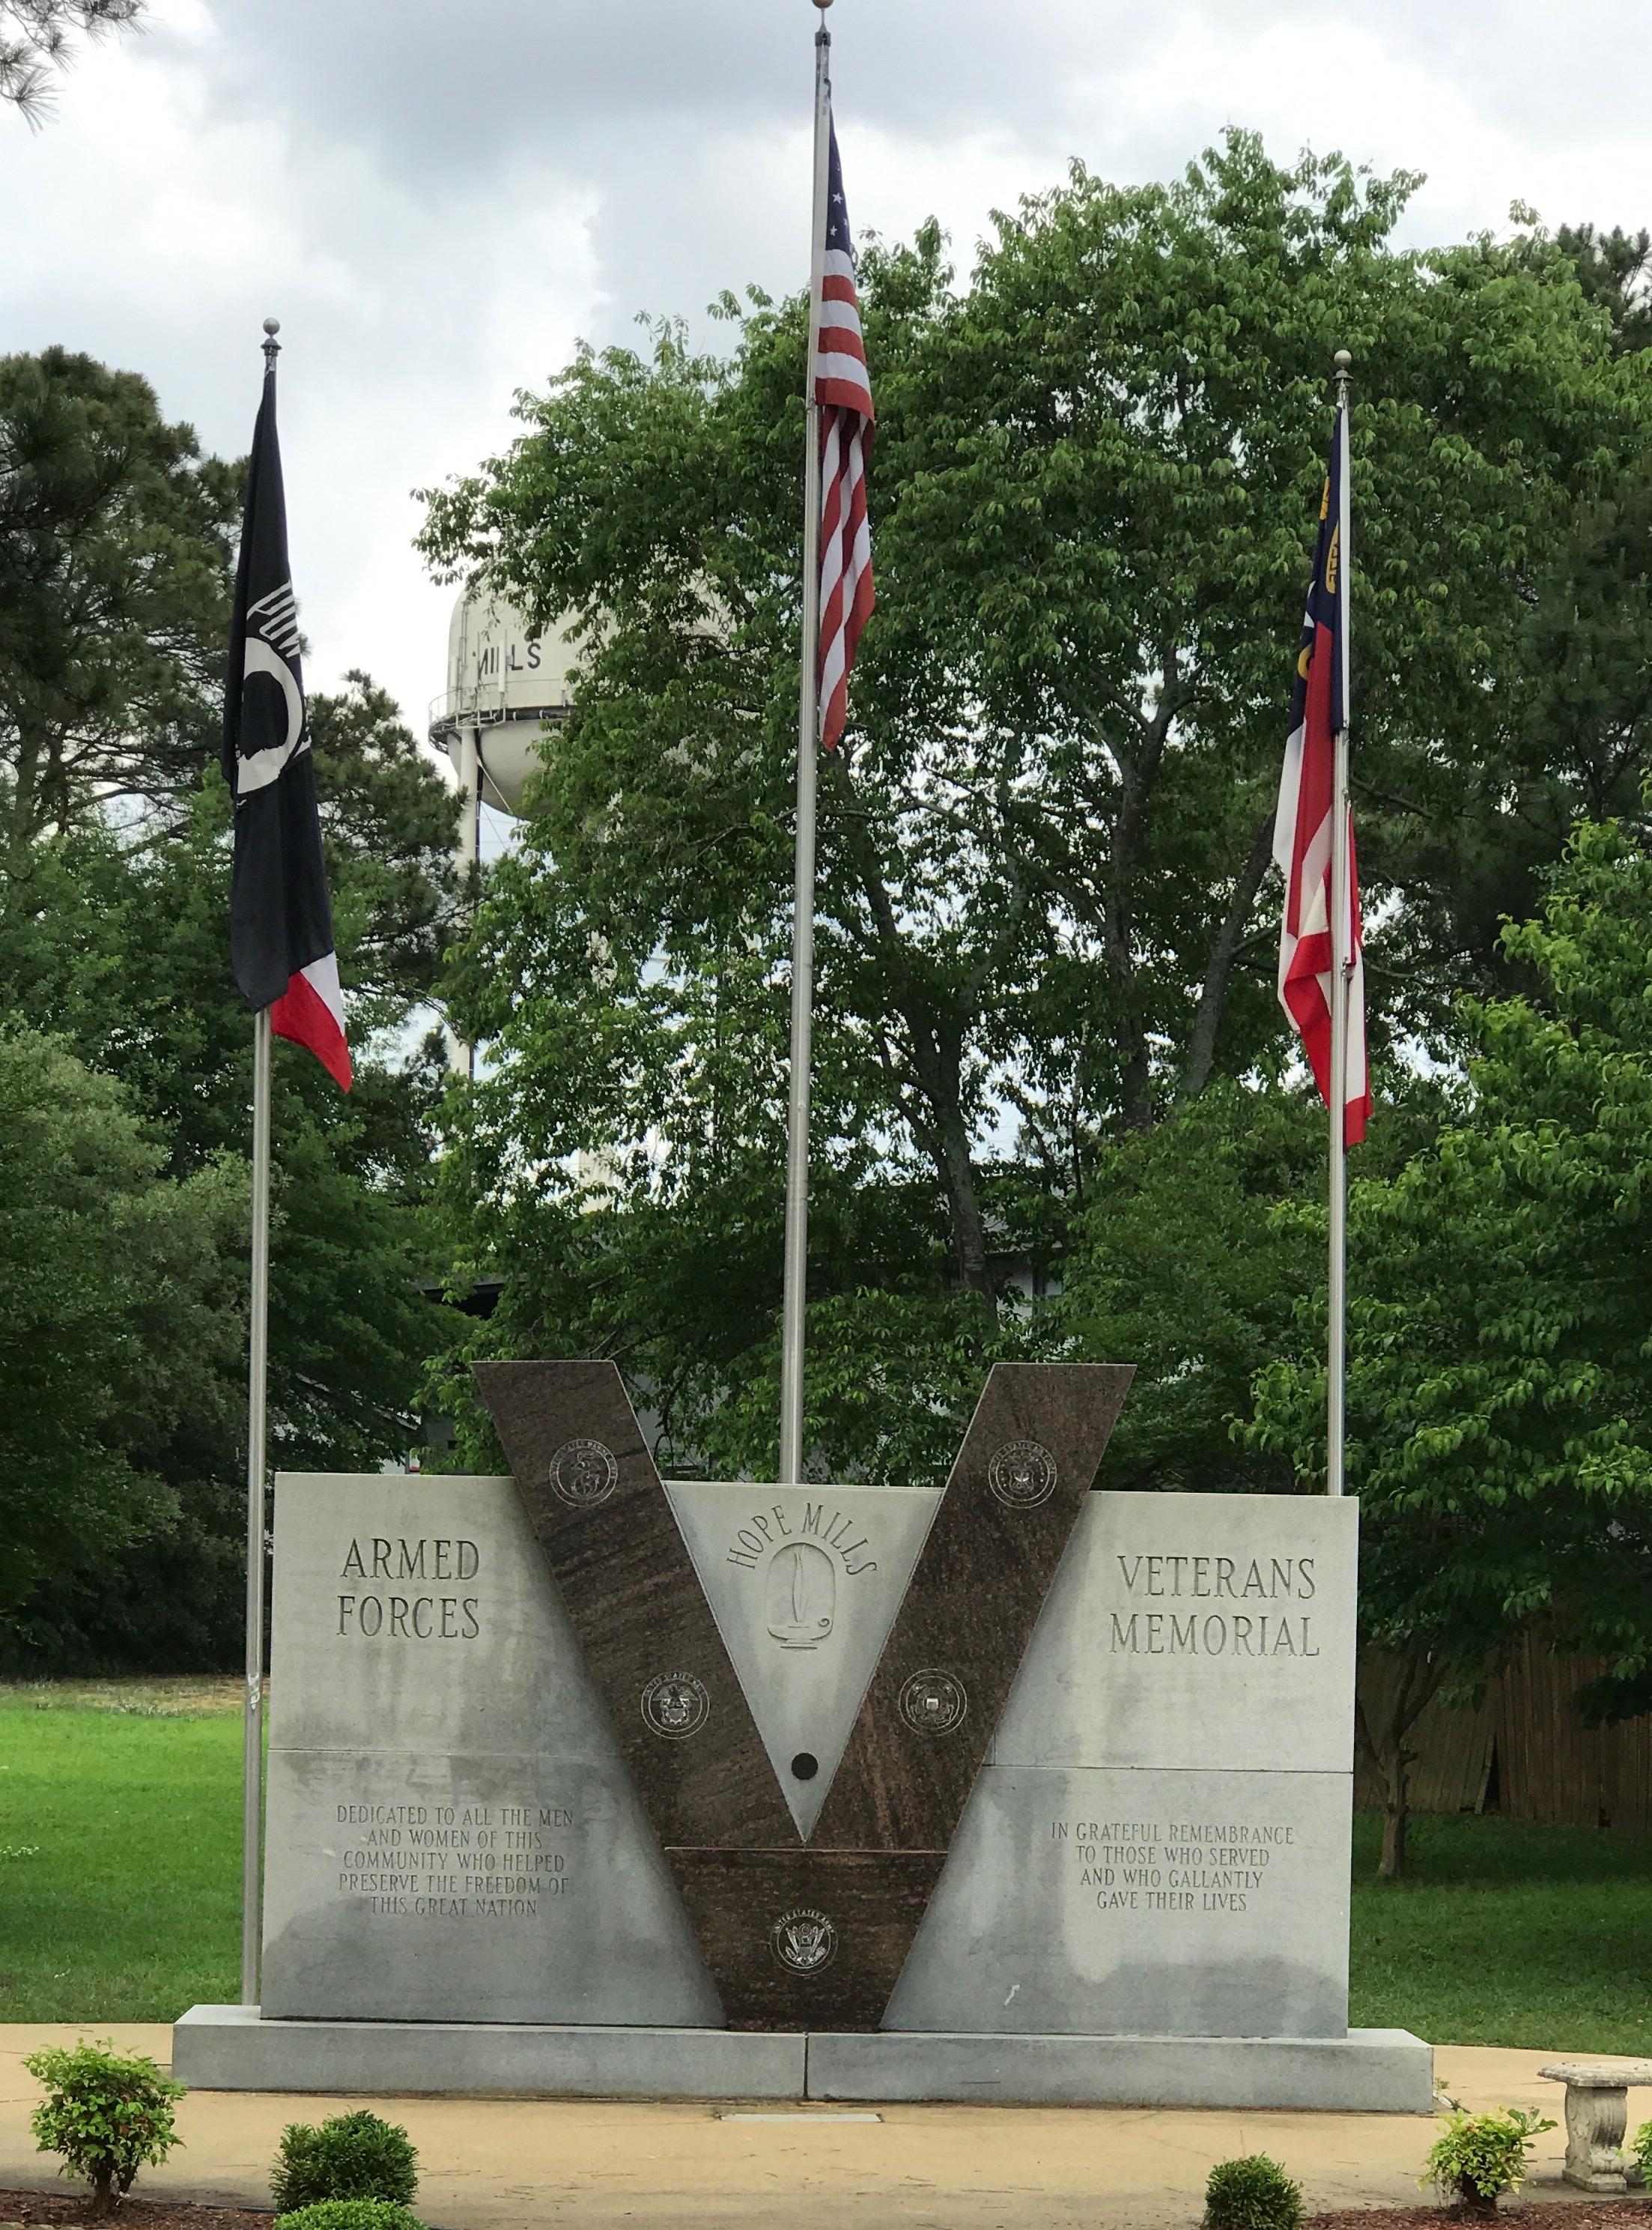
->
430, 589, 580, 1067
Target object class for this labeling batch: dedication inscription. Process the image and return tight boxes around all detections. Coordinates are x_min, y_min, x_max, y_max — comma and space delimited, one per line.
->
261, 1474, 720, 2027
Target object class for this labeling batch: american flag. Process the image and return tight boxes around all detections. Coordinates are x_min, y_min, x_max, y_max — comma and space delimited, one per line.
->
1272, 405, 1368, 1145
814, 118, 875, 753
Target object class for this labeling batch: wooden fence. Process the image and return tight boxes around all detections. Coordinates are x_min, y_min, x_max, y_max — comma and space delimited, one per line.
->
1355, 1634, 1652, 1830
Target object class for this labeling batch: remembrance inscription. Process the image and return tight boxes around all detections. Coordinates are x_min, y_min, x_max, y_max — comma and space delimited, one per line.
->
1050, 1816, 1299, 1917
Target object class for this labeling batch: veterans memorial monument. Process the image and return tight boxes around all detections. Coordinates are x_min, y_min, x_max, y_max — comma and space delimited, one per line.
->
174, 1360, 1432, 2107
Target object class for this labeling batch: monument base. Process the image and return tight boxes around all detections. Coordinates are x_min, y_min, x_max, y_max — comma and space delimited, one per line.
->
174, 2006, 1432, 2111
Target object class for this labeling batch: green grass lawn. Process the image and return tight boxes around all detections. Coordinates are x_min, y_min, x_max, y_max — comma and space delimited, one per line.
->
2, 1681, 1648, 2047
1349, 1808, 1652, 2053
0, 1681, 243, 2023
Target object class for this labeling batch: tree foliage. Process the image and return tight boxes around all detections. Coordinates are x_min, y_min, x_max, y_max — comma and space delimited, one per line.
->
0, 667, 459, 1668
1251, 806, 1652, 1861
0, 348, 237, 858
0, 0, 141, 124
419, 133, 1652, 1480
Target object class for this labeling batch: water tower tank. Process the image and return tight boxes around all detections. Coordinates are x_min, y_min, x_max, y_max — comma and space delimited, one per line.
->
428, 589, 580, 817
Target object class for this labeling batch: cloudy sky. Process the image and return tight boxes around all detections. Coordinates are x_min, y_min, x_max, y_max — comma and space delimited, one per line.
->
6, 0, 1651, 778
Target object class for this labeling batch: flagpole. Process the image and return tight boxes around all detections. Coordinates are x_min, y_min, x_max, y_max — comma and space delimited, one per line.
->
1325, 349, 1353, 1500
240, 315, 281, 2002
778, 0, 833, 1487
242, 1005, 272, 1998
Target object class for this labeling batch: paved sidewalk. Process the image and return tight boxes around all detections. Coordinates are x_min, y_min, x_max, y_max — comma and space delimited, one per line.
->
2, 2026, 1648, 2229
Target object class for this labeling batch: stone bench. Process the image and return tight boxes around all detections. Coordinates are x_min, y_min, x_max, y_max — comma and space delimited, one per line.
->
1539, 2061, 1652, 2192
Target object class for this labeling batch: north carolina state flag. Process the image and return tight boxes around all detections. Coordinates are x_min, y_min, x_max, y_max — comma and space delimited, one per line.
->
221, 358, 351, 1091
1273, 405, 1367, 1145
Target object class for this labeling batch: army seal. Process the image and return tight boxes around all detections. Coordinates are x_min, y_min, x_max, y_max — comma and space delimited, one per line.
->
548, 1437, 619, 1508
987, 1437, 1058, 1509
899, 1667, 968, 1735
771, 1907, 837, 1974
640, 1670, 710, 1739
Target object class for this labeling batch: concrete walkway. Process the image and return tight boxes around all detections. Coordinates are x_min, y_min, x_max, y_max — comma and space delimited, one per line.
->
2, 2026, 1648, 2229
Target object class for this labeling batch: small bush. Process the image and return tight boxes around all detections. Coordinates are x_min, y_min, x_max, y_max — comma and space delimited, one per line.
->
1423, 2103, 1555, 2215
1632, 2118, 1652, 2181
272, 2205, 428, 2230
271, 2110, 419, 2214
1203, 2152, 1305, 2230
23, 2035, 186, 2219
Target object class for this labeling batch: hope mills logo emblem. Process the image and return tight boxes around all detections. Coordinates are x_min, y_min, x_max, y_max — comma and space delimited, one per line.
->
640, 1670, 710, 1739
987, 1438, 1058, 1510
771, 1907, 838, 1974
548, 1437, 619, 1508
898, 1667, 968, 1736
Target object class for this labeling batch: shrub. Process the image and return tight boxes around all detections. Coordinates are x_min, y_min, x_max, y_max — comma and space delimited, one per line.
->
1423, 2103, 1555, 2215
270, 2110, 420, 2214
272, 2205, 428, 2230
1203, 2152, 1305, 2230
1632, 2118, 1652, 2181
23, 2036, 186, 2219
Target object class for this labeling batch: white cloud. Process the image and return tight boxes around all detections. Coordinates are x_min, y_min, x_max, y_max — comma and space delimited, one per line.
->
4, 0, 1651, 764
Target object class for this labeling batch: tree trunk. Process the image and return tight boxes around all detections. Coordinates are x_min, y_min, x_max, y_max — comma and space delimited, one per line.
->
1178, 805, 1277, 1104
1354, 1647, 1448, 1883
1376, 1745, 1411, 1881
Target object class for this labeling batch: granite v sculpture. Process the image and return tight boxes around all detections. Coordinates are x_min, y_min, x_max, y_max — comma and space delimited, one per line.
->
476, 1359, 1132, 2029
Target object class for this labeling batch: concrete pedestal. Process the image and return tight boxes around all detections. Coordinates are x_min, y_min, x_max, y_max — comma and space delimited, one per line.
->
174, 2005, 1431, 2111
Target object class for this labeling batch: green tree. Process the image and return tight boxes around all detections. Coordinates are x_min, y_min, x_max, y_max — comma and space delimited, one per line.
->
1, 0, 141, 124
1251, 808, 1652, 1874
0, 676, 459, 1668
0, 348, 237, 859
0, 1028, 244, 1623
419, 133, 1648, 1474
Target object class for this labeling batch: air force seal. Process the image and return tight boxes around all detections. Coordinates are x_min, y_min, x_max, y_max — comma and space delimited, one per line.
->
987, 1438, 1058, 1509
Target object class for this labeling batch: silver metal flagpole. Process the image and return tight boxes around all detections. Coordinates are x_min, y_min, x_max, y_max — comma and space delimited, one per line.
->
1325, 348, 1353, 1499
240, 315, 282, 2002
778, 0, 834, 1486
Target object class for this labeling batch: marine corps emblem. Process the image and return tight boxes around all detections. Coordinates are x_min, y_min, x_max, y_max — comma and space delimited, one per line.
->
770, 1907, 837, 1974
640, 1670, 710, 1739
898, 1667, 968, 1735
987, 1437, 1057, 1509
548, 1437, 619, 1508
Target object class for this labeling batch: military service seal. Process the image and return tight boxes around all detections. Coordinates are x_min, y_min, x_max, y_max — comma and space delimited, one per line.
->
547, 1436, 619, 1507
987, 1437, 1058, 1509
770, 1907, 837, 1974
899, 1666, 968, 1735
640, 1670, 710, 1739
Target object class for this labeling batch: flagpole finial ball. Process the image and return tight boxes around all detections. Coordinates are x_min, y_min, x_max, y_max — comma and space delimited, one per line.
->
1333, 349, 1352, 370
263, 318, 281, 337
812, 0, 833, 11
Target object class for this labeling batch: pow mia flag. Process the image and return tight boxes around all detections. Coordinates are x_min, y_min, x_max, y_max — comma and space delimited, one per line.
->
221, 348, 351, 1090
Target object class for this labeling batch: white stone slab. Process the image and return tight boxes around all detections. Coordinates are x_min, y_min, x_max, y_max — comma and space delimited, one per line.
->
174, 2005, 804, 2099
990, 1491, 1358, 1774
664, 1480, 938, 1838
807, 2028, 1434, 2111
263, 1473, 719, 2027
887, 1765, 1352, 2040
270, 1473, 609, 1759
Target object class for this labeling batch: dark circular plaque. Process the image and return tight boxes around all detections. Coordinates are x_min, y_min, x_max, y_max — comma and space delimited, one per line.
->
899, 1667, 969, 1736
987, 1437, 1058, 1509
771, 1907, 837, 1974
548, 1436, 619, 1507
640, 1670, 710, 1739
790, 1751, 819, 1781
